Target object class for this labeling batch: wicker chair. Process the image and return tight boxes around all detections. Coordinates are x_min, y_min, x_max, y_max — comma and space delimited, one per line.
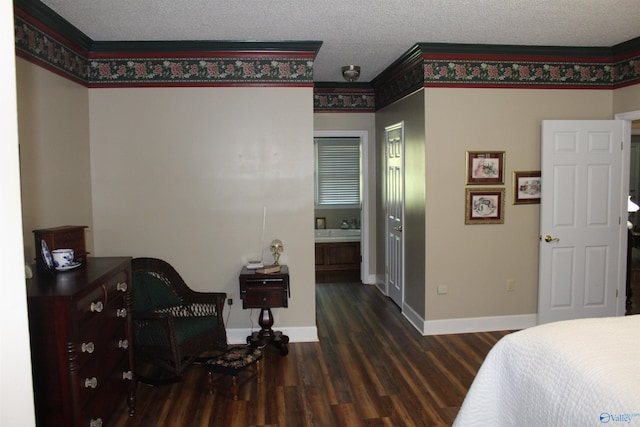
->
131, 257, 228, 383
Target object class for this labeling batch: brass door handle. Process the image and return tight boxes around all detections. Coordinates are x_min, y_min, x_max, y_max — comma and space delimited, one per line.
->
544, 235, 559, 243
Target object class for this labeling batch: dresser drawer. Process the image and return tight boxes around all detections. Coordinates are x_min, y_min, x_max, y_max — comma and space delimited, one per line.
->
76, 271, 129, 324
76, 332, 131, 408
77, 313, 129, 367
80, 360, 132, 426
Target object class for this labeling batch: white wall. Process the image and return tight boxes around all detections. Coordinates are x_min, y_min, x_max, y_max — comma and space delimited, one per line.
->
89, 87, 317, 334
1, 2, 36, 424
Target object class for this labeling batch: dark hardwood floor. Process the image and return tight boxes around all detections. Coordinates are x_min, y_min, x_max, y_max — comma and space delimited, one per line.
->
113, 272, 513, 426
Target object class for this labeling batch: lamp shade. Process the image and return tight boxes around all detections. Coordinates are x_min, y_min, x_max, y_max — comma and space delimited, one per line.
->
628, 196, 639, 212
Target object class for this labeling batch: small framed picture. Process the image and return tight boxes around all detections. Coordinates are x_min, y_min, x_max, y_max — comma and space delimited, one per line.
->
315, 217, 326, 229
465, 188, 505, 224
466, 151, 505, 185
513, 171, 541, 204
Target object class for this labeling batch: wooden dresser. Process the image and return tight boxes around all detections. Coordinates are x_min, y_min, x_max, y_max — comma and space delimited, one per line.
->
26, 257, 136, 426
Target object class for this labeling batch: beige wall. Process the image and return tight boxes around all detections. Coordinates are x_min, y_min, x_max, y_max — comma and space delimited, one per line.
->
613, 84, 640, 115
88, 87, 316, 331
16, 58, 94, 262
424, 88, 615, 320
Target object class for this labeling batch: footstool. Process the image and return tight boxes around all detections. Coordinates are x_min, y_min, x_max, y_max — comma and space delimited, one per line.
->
205, 346, 263, 400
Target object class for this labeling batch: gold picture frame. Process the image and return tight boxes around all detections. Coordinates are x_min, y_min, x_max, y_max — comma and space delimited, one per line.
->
465, 188, 505, 224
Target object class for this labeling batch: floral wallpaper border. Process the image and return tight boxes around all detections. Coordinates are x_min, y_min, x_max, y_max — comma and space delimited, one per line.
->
14, 9, 640, 113
314, 88, 376, 112
86, 57, 314, 86
14, 15, 315, 86
373, 52, 640, 110
422, 58, 639, 87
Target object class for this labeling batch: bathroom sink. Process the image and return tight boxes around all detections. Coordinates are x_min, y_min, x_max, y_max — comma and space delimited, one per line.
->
315, 228, 361, 242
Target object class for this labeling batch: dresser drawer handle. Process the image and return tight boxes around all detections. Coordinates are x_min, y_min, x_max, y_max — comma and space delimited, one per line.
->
84, 377, 98, 389
116, 282, 128, 292
90, 301, 103, 313
122, 370, 134, 381
262, 297, 268, 303
118, 339, 129, 349
81, 342, 95, 353
89, 418, 103, 427
116, 308, 127, 318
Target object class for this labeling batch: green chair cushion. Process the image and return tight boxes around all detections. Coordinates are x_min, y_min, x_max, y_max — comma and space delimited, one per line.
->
132, 272, 183, 312
134, 315, 219, 346
173, 316, 219, 345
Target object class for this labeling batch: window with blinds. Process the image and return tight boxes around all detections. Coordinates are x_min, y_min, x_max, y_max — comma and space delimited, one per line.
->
314, 137, 361, 207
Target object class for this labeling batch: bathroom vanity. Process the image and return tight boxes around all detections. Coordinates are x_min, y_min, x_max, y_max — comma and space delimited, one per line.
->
314, 229, 361, 271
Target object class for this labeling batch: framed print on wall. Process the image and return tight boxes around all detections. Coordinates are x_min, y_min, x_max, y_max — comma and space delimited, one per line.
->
466, 151, 505, 185
315, 217, 326, 229
513, 171, 541, 204
465, 188, 505, 224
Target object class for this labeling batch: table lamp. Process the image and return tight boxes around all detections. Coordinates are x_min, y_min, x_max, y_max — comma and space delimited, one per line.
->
270, 239, 284, 265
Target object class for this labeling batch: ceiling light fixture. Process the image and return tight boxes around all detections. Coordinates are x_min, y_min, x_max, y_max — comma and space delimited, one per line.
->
341, 65, 361, 82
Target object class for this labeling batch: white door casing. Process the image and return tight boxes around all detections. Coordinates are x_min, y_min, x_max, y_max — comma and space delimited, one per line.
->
385, 123, 404, 308
313, 130, 371, 284
538, 120, 626, 324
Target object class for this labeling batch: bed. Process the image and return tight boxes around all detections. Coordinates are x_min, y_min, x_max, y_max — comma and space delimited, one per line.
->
453, 316, 640, 426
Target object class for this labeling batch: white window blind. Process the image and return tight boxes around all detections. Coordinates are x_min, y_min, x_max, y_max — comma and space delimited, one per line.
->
315, 137, 360, 206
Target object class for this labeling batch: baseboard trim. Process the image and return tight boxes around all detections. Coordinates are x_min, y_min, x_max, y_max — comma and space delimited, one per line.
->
226, 326, 319, 345
402, 302, 426, 334
422, 314, 537, 335
362, 273, 377, 285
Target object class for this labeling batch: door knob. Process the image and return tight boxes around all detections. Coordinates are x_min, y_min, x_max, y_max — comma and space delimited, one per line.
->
544, 235, 559, 243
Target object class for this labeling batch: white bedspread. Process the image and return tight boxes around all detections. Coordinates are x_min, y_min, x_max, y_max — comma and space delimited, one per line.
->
454, 316, 640, 427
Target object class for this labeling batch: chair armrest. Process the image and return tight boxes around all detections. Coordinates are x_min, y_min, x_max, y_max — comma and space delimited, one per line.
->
180, 292, 226, 317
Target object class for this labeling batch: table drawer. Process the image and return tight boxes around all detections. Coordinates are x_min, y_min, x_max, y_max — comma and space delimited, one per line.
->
242, 286, 287, 308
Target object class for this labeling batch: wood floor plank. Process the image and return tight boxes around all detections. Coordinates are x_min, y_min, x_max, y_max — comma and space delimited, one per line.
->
113, 276, 513, 426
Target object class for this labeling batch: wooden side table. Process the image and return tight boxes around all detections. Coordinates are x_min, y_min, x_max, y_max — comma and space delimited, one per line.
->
239, 265, 290, 355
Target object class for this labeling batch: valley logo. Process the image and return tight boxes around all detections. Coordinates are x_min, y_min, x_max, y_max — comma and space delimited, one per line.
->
600, 412, 640, 424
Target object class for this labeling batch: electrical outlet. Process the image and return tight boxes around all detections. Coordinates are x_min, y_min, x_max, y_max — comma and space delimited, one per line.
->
227, 292, 234, 306
437, 284, 448, 295
506, 279, 515, 292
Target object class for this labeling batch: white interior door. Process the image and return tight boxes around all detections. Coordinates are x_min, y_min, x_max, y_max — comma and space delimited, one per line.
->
538, 120, 627, 324
386, 123, 404, 307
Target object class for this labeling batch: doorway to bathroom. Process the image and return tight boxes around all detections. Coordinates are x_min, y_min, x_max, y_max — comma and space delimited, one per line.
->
313, 131, 370, 284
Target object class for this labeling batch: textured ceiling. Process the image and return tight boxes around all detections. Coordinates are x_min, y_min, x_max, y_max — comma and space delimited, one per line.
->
39, 0, 640, 82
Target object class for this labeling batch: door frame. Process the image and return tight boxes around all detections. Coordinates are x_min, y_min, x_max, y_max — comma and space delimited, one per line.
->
313, 130, 371, 284
615, 110, 640, 315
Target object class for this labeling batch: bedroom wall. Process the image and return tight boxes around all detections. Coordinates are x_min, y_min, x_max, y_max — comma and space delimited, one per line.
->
423, 88, 614, 321
16, 58, 94, 263
613, 84, 640, 114
88, 87, 316, 334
